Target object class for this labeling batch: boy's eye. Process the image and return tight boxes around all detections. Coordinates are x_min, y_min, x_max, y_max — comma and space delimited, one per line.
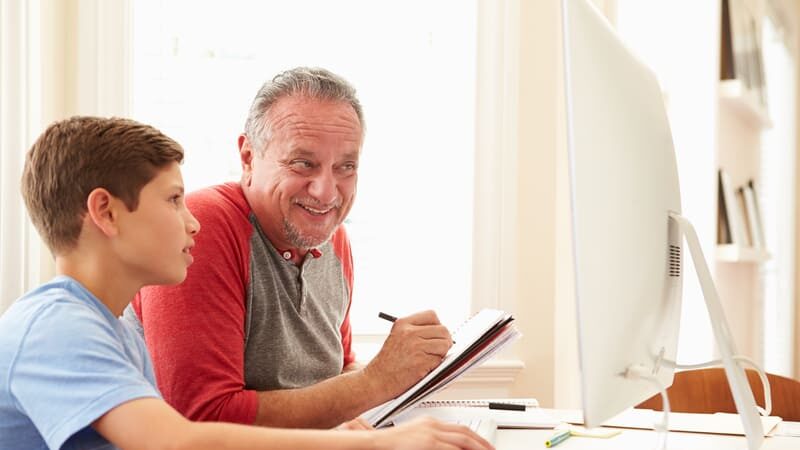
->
170, 195, 181, 205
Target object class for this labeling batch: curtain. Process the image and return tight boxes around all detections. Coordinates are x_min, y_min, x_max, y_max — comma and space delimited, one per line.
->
0, 0, 46, 313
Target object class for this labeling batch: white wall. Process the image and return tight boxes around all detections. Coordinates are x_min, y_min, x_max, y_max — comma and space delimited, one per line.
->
504, 0, 563, 406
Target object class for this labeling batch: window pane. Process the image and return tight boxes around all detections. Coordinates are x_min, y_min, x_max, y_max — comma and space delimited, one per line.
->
132, 0, 476, 333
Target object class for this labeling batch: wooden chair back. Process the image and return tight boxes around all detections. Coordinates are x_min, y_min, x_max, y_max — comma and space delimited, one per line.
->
637, 368, 800, 422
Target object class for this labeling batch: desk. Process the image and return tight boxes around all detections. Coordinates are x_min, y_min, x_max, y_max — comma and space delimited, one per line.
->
494, 410, 800, 450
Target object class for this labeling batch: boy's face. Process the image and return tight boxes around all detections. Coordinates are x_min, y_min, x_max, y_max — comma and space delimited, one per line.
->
114, 162, 199, 286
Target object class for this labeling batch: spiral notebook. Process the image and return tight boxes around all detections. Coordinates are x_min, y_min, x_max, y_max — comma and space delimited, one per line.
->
394, 398, 559, 429
361, 309, 522, 428
418, 398, 539, 408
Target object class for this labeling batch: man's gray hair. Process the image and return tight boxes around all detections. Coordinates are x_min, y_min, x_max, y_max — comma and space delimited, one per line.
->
244, 67, 365, 153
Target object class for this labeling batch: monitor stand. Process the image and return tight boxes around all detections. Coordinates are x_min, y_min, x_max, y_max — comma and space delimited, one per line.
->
670, 212, 764, 450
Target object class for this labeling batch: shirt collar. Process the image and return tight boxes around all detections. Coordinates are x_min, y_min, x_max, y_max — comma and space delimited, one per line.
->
277, 248, 322, 261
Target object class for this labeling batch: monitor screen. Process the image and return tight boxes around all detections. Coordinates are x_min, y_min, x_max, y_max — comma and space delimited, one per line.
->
561, 0, 683, 427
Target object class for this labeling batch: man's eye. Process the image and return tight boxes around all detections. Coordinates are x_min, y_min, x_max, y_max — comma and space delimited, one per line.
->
170, 195, 181, 205
291, 160, 313, 169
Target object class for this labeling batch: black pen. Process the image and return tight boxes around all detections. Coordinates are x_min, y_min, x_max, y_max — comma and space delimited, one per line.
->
378, 312, 455, 344
378, 312, 397, 322
488, 402, 526, 411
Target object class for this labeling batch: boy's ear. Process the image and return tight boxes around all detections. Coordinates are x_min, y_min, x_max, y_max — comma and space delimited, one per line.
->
86, 188, 121, 237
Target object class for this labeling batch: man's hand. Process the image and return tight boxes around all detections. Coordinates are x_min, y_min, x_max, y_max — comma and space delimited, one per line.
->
364, 310, 453, 398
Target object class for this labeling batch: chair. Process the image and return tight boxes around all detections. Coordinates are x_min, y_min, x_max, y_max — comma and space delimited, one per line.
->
637, 368, 800, 422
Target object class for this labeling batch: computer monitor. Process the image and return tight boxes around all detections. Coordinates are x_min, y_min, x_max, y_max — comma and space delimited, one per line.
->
561, 0, 764, 448
562, 0, 682, 425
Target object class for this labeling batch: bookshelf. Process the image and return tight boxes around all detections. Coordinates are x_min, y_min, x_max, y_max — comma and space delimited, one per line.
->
716, 244, 771, 263
718, 79, 773, 128
716, 0, 771, 265
713, 0, 776, 365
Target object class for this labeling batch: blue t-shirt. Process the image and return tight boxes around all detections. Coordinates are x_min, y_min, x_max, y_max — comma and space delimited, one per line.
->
0, 276, 160, 449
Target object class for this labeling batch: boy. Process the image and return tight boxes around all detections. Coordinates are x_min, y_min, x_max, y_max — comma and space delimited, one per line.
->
0, 116, 492, 450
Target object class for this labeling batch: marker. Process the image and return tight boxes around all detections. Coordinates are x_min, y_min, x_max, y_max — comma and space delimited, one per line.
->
545, 429, 571, 448
378, 312, 455, 344
488, 402, 526, 411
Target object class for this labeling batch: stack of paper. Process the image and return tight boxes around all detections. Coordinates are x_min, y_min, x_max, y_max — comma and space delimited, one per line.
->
394, 405, 560, 429
558, 408, 783, 436
362, 309, 521, 427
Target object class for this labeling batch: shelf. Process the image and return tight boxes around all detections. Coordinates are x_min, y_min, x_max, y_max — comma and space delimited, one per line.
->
718, 80, 773, 128
716, 244, 771, 263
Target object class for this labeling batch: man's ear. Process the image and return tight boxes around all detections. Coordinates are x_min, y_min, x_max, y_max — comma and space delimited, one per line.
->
238, 134, 254, 186
85, 188, 120, 237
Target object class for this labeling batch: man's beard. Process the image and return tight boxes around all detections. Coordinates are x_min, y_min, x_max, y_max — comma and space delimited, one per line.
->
283, 217, 336, 249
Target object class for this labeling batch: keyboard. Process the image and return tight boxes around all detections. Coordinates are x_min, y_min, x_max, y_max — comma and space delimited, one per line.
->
455, 417, 497, 445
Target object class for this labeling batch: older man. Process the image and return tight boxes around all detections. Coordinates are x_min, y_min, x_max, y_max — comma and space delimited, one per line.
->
123, 67, 452, 428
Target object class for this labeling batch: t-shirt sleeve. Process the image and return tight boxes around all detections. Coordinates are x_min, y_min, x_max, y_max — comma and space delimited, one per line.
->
8, 302, 159, 450
133, 192, 258, 424
332, 226, 356, 367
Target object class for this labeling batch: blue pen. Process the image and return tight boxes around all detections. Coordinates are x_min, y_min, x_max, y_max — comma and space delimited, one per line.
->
545, 429, 571, 448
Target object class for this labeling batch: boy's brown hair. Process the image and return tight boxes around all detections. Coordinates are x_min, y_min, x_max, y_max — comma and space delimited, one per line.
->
21, 116, 184, 255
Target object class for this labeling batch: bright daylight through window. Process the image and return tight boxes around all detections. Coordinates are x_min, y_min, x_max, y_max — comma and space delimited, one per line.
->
132, 1, 477, 338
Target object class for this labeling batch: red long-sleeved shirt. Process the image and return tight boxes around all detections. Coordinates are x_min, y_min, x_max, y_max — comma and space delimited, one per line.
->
129, 183, 355, 424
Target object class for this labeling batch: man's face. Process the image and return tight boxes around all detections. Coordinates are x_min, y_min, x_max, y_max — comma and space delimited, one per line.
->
241, 95, 362, 250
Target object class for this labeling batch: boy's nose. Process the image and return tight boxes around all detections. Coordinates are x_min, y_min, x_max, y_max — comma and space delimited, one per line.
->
186, 212, 200, 235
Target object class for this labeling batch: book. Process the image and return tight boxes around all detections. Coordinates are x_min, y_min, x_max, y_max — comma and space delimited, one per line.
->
729, 0, 753, 90
747, 180, 766, 248
718, 169, 747, 246
361, 309, 521, 428
726, 0, 768, 107
718, 171, 733, 244
742, 184, 763, 248
720, 0, 735, 80
737, 187, 754, 246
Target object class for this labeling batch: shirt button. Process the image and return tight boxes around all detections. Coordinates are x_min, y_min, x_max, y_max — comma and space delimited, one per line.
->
282, 251, 292, 260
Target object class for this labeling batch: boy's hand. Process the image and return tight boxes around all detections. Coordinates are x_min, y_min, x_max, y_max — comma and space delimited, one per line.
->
337, 417, 373, 430
375, 416, 494, 450
364, 310, 453, 398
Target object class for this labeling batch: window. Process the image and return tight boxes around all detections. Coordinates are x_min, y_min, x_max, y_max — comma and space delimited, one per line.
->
132, 0, 477, 337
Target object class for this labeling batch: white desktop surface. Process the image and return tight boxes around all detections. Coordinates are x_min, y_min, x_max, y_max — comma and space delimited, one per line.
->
494, 410, 800, 450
